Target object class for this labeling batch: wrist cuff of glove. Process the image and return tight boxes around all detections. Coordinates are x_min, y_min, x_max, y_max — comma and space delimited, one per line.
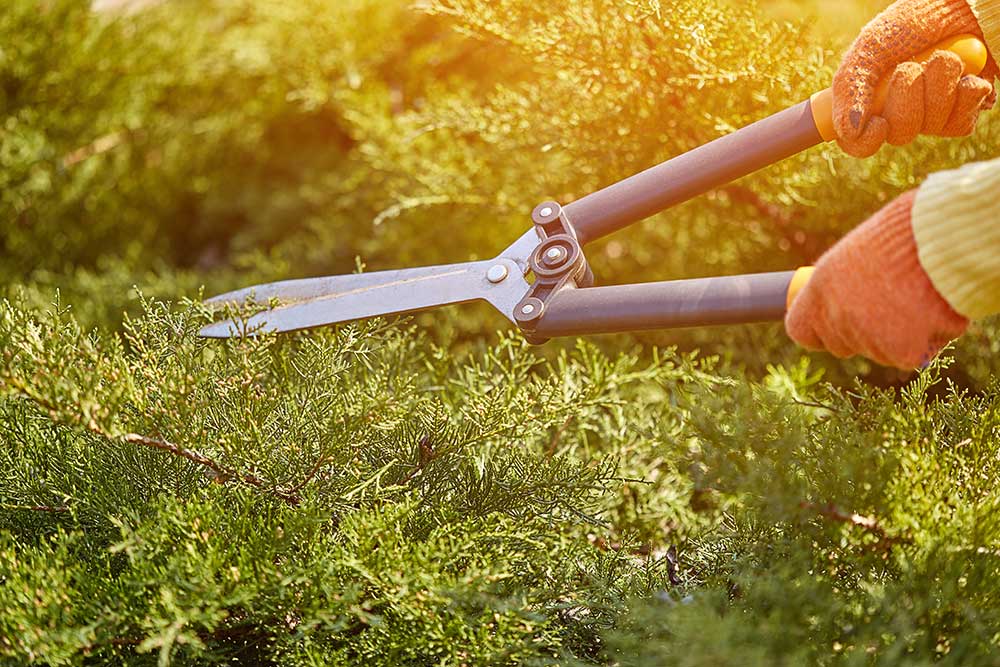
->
835, 191, 923, 277
816, 191, 936, 311
913, 156, 1000, 320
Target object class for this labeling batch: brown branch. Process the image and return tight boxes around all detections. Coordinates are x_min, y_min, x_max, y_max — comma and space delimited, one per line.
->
546, 415, 575, 458
2, 502, 71, 513
801, 501, 910, 549
400, 435, 436, 485
721, 185, 831, 262
122, 434, 301, 505
283, 452, 329, 496
61, 131, 128, 168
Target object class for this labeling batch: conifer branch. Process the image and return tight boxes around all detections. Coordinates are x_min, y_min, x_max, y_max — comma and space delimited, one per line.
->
792, 399, 841, 413
104, 621, 273, 649
283, 453, 330, 497
546, 415, 575, 457
401, 435, 437, 485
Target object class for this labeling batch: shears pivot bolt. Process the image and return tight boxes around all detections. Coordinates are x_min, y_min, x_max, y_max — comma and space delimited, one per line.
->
516, 297, 545, 325
487, 264, 509, 283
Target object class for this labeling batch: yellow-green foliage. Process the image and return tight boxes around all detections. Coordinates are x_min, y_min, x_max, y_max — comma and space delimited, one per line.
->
756, 0, 888, 36
4, 0, 1000, 664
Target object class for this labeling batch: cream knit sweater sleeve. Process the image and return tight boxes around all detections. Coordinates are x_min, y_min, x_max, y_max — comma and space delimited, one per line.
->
910, 0, 1000, 320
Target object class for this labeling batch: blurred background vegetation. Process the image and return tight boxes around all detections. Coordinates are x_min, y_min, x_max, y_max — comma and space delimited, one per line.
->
6, 0, 1000, 664
4, 0, 998, 383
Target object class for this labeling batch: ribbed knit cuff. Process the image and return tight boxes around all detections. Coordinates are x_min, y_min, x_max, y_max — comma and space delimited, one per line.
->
912, 157, 1000, 320
968, 0, 1000, 59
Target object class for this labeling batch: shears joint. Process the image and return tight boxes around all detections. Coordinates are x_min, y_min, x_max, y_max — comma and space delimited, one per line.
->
513, 201, 594, 344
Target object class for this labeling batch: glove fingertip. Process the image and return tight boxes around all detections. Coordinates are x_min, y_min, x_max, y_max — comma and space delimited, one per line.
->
897, 322, 969, 371
837, 116, 887, 157
962, 74, 994, 93
785, 304, 823, 352
982, 88, 997, 111
941, 77, 993, 135
832, 67, 873, 142
927, 49, 964, 67
884, 63, 925, 146
849, 108, 865, 132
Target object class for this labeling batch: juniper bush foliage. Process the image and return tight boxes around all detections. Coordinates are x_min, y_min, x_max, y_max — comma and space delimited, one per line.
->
4, 0, 1000, 664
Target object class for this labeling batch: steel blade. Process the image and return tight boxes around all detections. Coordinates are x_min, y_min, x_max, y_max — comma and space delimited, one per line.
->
201, 229, 541, 338
199, 258, 530, 338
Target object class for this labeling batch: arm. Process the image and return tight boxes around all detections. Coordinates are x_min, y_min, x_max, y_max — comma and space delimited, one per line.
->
786, 190, 967, 370
916, 0, 1000, 322
787, 157, 1000, 370
913, 158, 1000, 321
970, 0, 1000, 54
785, 0, 1000, 370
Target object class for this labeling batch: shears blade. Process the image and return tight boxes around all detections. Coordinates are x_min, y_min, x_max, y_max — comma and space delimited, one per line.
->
199, 230, 539, 338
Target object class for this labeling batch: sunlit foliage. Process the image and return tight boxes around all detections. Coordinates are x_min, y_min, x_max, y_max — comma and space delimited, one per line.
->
4, 0, 1000, 663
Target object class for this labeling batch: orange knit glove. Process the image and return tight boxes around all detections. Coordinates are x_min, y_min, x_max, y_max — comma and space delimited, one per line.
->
835, 0, 999, 157
785, 191, 969, 370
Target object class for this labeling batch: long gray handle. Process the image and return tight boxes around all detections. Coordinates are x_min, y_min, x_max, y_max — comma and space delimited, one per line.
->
563, 100, 822, 245
531, 271, 796, 337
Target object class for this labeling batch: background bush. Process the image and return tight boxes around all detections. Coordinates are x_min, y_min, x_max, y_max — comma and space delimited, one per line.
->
4, 0, 1000, 664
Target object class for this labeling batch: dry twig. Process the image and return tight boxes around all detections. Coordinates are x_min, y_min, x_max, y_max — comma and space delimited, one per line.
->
801, 501, 910, 549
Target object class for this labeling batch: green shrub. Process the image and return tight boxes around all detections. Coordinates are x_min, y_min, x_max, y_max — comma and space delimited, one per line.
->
4, 295, 1000, 664
5, 0, 1000, 663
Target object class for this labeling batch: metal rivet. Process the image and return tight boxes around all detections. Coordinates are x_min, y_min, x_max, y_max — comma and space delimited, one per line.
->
486, 264, 508, 284
521, 304, 536, 315
539, 206, 554, 218
545, 248, 562, 260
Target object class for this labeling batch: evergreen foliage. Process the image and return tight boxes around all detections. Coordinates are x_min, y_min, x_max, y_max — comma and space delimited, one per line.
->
4, 0, 1000, 664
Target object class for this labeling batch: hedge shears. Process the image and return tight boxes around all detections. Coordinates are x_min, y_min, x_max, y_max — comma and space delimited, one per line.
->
201, 36, 987, 343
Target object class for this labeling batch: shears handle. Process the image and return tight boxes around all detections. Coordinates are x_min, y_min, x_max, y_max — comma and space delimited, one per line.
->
531, 269, 813, 338
561, 35, 988, 247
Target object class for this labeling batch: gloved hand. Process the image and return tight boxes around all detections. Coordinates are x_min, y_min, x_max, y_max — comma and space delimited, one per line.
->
785, 191, 969, 370
834, 0, 999, 156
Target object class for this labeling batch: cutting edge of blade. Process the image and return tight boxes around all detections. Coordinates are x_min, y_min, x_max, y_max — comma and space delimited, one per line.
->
198, 256, 531, 338
203, 228, 539, 308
